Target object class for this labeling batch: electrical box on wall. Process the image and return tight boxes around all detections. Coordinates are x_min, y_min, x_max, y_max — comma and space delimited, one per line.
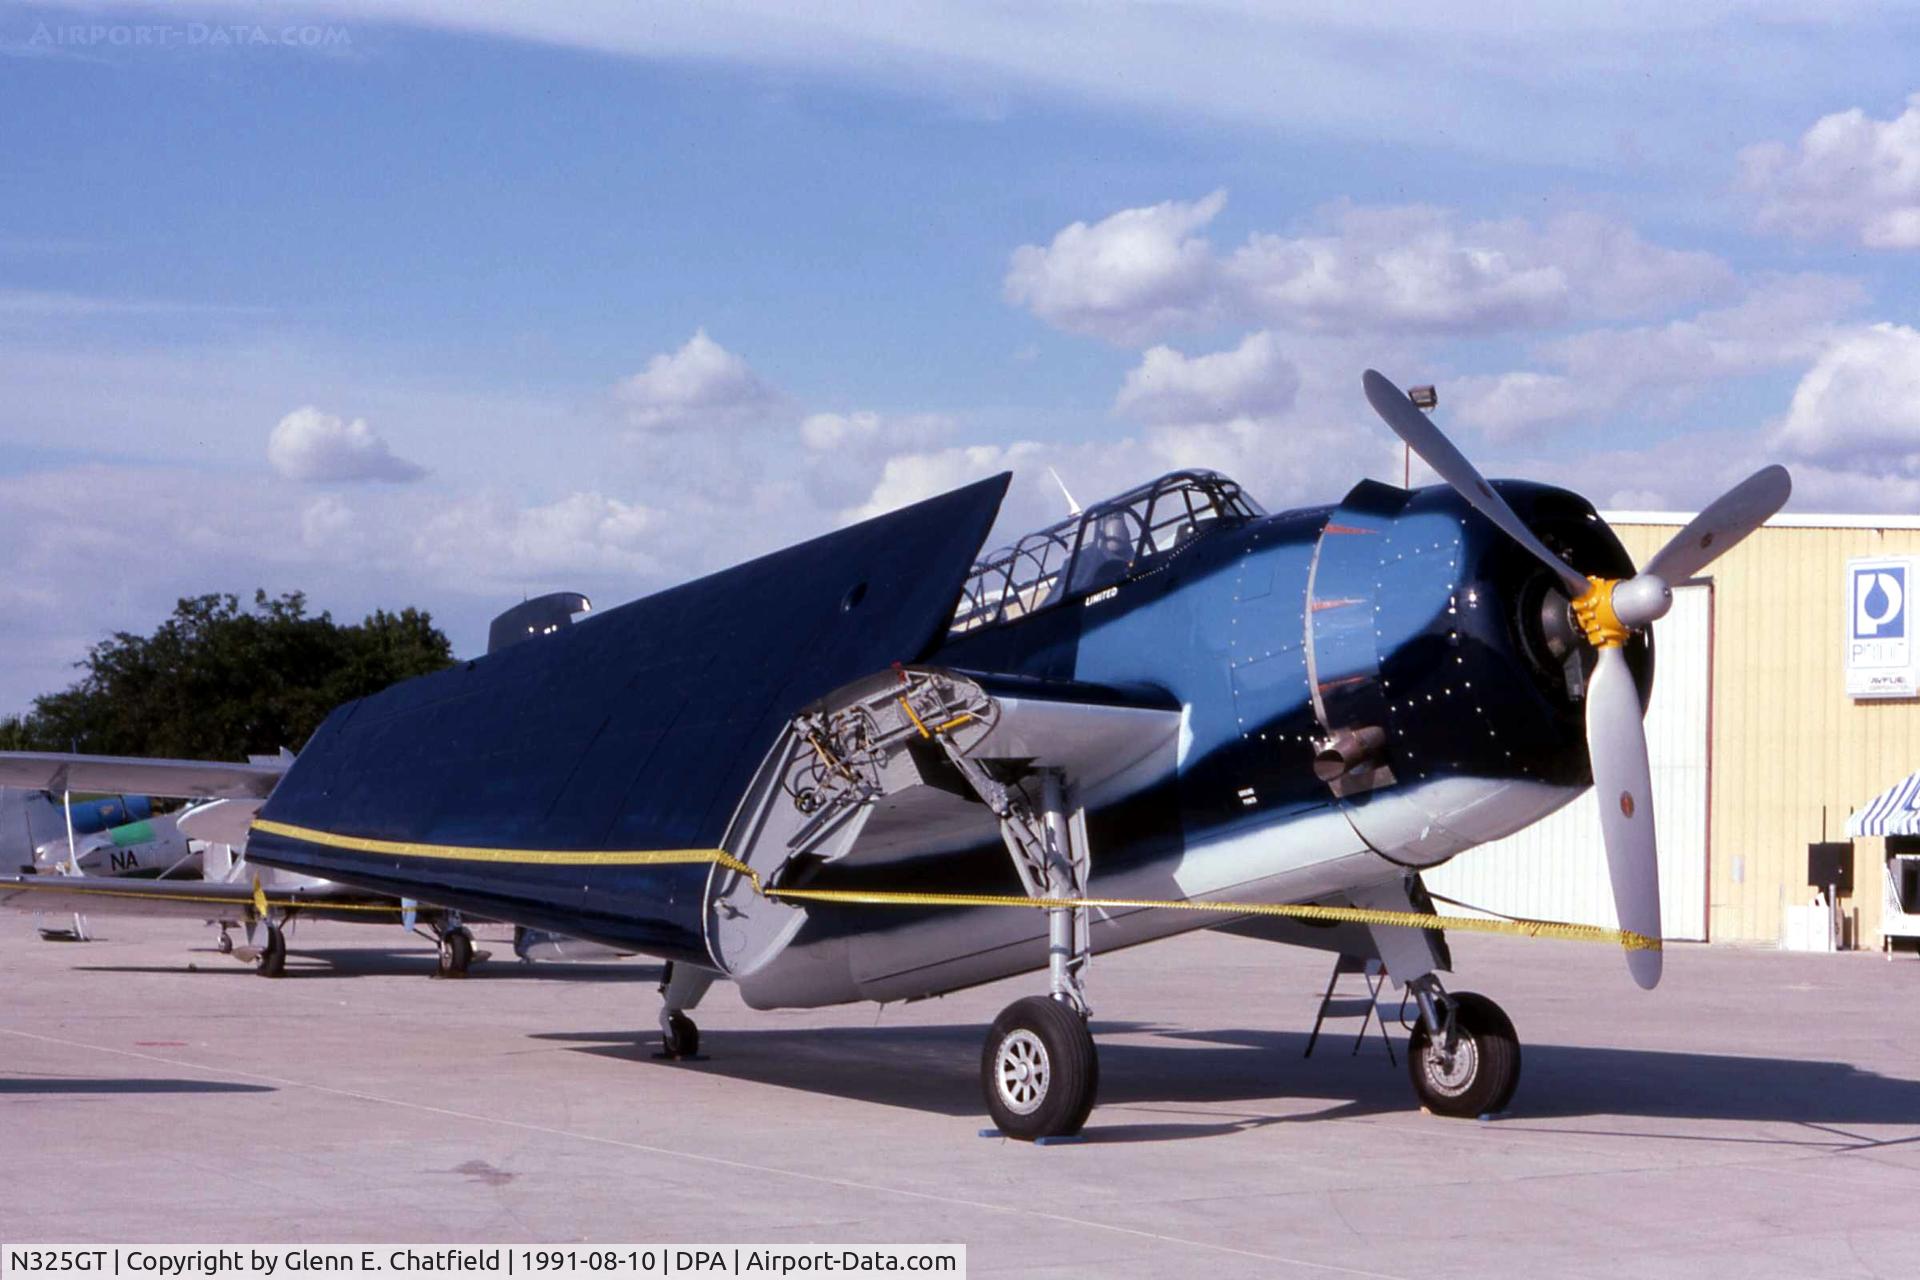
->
1807, 841, 1854, 896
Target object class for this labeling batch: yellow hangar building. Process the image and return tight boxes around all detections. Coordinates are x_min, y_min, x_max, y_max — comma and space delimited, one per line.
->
1426, 508, 1920, 954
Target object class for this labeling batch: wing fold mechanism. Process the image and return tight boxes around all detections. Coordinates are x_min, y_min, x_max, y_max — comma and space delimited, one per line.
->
707, 665, 1182, 994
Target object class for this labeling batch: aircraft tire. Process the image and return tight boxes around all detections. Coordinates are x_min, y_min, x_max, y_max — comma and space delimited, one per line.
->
1406, 991, 1519, 1117
439, 928, 475, 978
257, 924, 287, 979
981, 995, 1098, 1140
661, 1012, 699, 1060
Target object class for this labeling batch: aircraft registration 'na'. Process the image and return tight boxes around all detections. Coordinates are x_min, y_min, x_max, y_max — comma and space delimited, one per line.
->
0, 373, 1792, 1139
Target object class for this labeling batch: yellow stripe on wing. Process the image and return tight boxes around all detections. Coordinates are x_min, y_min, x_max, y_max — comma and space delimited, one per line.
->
249, 819, 755, 877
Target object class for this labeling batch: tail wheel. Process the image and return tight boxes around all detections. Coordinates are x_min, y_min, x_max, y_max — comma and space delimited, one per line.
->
661, 1012, 699, 1060
1407, 991, 1520, 1117
438, 927, 475, 978
256, 923, 287, 979
981, 996, 1098, 1140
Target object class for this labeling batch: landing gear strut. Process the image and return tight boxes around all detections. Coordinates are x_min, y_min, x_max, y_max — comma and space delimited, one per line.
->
964, 767, 1099, 1140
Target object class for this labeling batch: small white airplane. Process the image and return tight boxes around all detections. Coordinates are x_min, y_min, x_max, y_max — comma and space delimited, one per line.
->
2, 785, 183, 939
32, 810, 201, 879
3, 787, 154, 873
0, 593, 601, 976
0, 757, 489, 976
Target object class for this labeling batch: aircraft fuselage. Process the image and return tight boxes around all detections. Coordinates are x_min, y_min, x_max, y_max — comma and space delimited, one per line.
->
244, 471, 1648, 1008
731, 477, 1647, 1008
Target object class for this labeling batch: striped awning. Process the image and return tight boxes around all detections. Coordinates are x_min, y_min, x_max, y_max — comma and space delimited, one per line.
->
1849, 771, 1920, 837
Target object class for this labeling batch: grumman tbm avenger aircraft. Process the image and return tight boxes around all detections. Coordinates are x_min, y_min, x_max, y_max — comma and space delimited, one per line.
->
0, 373, 1790, 1139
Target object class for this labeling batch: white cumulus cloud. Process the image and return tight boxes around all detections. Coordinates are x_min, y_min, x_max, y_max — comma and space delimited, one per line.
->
1003, 191, 1229, 345
1452, 274, 1862, 439
1775, 323, 1920, 474
1226, 204, 1570, 335
1742, 93, 1920, 249
839, 443, 1046, 525
1114, 331, 1300, 425
1006, 195, 1732, 345
799, 409, 954, 452
615, 329, 784, 432
300, 494, 356, 548
267, 407, 427, 483
410, 491, 661, 594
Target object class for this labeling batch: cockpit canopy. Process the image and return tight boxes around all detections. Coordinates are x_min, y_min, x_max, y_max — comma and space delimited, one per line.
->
950, 470, 1263, 634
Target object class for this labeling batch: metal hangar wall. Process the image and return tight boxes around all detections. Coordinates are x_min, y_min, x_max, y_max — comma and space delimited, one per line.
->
1427, 511, 1920, 949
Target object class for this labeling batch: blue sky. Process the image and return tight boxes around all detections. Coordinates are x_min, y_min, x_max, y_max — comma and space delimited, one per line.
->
3, 1, 1919, 716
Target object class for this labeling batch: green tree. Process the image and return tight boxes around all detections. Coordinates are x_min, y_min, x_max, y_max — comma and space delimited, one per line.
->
11, 591, 454, 759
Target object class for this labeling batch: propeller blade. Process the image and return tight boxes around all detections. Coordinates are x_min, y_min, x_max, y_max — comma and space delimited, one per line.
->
1362, 370, 1589, 597
1587, 645, 1663, 989
1641, 465, 1791, 585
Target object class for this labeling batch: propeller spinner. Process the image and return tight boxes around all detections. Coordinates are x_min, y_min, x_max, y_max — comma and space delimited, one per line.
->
1362, 369, 1791, 989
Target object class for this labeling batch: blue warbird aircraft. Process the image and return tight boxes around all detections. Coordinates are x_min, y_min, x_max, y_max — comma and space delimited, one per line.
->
0, 373, 1790, 1139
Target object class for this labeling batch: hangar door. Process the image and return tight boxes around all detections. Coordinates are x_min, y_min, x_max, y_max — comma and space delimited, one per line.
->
1423, 583, 1711, 941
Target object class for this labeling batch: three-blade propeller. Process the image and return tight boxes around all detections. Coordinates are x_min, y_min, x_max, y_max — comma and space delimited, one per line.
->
1362, 370, 1791, 988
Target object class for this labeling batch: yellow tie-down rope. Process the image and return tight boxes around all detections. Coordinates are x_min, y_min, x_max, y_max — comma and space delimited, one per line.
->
245, 819, 1661, 953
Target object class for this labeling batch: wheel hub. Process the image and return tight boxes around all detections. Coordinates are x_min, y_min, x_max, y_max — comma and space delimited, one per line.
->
995, 1029, 1051, 1115
1421, 1034, 1479, 1097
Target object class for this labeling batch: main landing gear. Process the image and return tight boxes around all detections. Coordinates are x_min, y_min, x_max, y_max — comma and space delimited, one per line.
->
970, 768, 1099, 1141
982, 995, 1098, 1140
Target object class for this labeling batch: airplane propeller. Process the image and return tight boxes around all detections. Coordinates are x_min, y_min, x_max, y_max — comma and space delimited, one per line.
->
1362, 369, 1791, 989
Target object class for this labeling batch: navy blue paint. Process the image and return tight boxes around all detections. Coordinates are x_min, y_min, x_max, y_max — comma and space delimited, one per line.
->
249, 466, 1644, 968
776, 477, 1642, 955
248, 474, 1010, 963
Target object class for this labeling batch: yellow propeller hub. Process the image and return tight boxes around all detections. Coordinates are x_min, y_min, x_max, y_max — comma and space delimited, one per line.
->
1571, 576, 1632, 649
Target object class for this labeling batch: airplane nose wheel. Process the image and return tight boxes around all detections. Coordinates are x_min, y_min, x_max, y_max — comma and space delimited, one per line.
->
981, 996, 1098, 1140
1405, 991, 1520, 1117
